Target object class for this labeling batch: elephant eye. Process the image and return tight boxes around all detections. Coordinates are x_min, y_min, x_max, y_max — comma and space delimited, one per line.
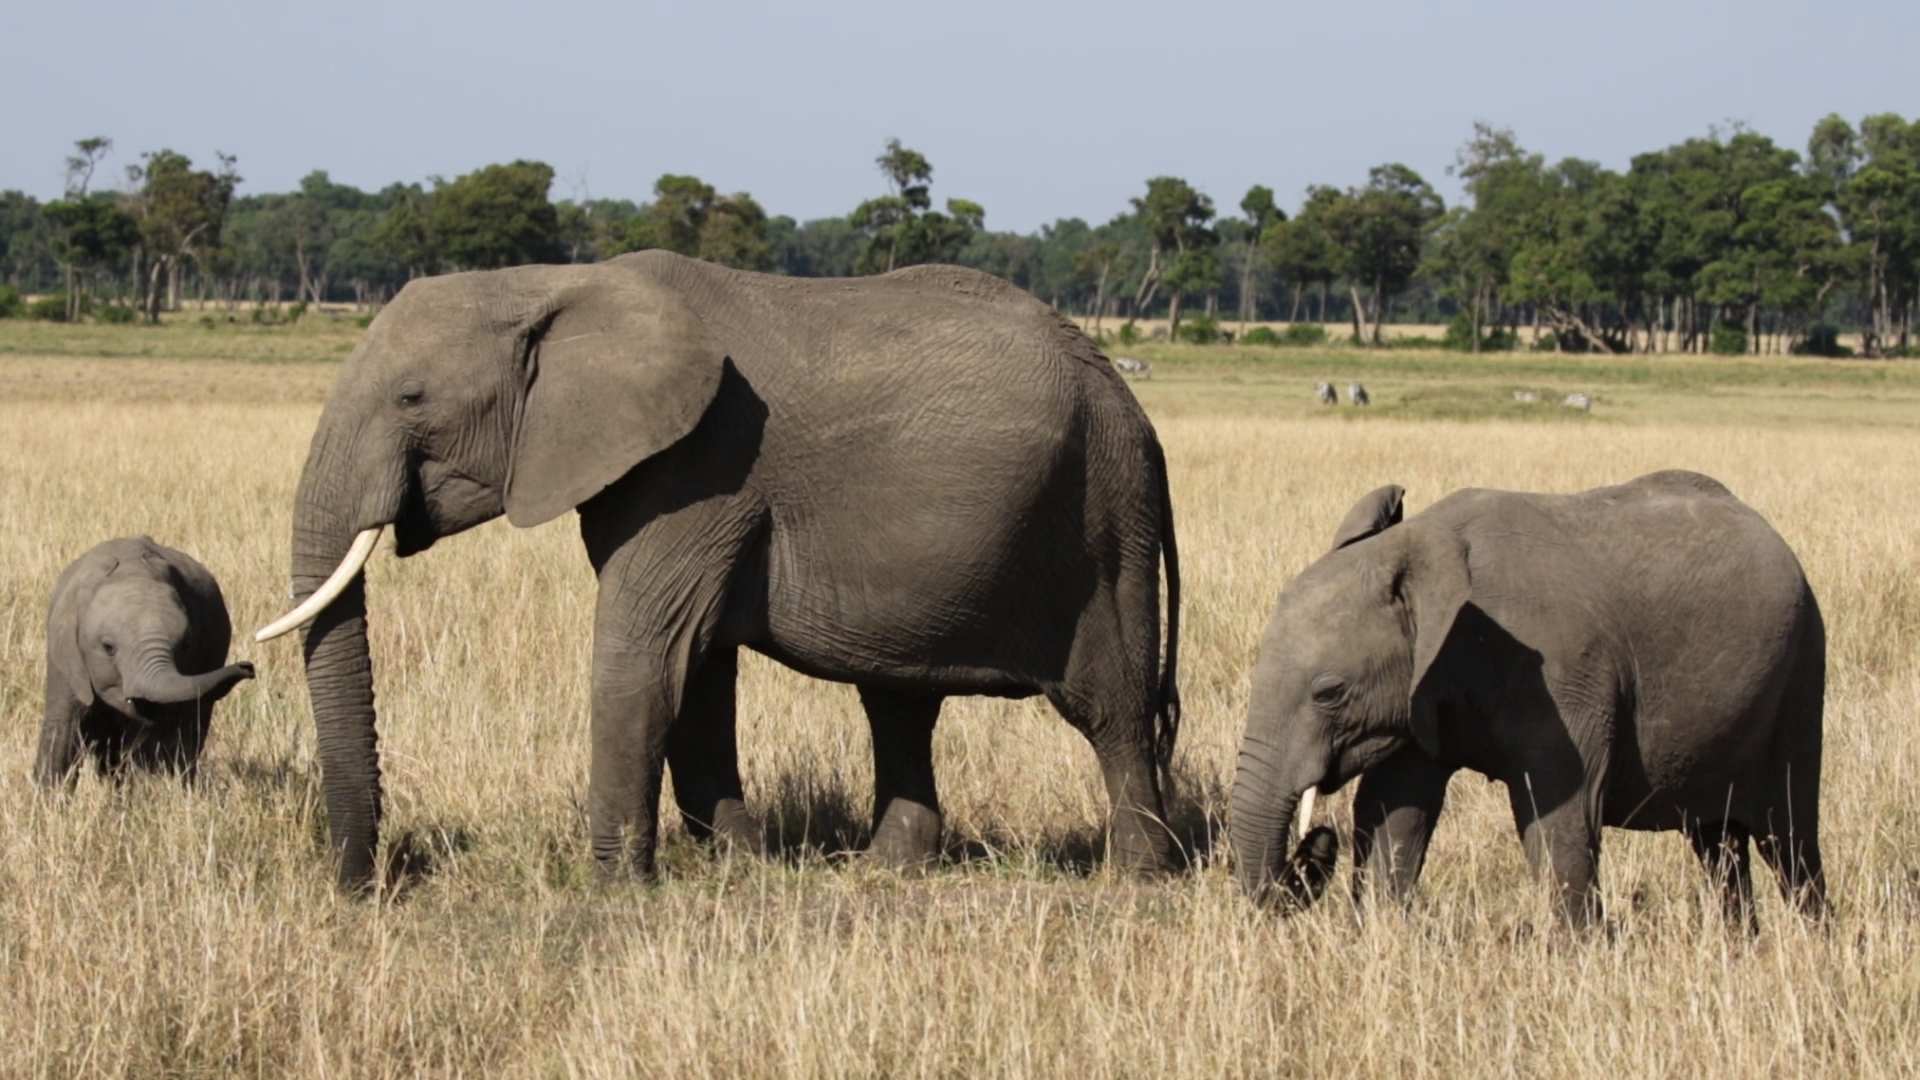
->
1309, 675, 1346, 706
100, 639, 116, 657
395, 380, 426, 408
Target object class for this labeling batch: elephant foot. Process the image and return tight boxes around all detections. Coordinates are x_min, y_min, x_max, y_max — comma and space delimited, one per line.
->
707, 798, 767, 858
869, 799, 943, 871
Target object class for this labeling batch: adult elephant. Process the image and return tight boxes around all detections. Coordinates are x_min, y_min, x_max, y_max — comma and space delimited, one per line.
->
1232, 472, 1826, 929
257, 251, 1181, 890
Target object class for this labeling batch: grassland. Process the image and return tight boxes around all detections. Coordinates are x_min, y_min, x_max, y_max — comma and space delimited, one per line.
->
4, 319, 1920, 1077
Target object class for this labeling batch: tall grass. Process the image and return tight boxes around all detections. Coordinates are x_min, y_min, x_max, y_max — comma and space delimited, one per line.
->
3, 355, 1919, 1077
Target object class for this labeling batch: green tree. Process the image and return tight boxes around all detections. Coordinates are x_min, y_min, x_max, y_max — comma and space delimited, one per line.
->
371, 182, 437, 280
611, 175, 772, 270
128, 149, 240, 320
1127, 176, 1216, 335
427, 160, 563, 270
1322, 164, 1444, 342
1816, 114, 1920, 355
44, 138, 139, 320
1263, 186, 1341, 323
1429, 123, 1548, 351
1235, 185, 1283, 326
849, 139, 983, 274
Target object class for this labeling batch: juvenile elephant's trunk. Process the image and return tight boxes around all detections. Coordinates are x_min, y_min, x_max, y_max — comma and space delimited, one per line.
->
122, 655, 252, 708
1231, 730, 1333, 909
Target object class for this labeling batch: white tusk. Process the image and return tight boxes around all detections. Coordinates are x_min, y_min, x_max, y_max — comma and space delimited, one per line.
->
1297, 787, 1317, 842
255, 527, 383, 643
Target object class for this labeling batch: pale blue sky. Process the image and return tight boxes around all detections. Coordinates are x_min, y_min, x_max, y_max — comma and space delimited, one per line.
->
4, 0, 1912, 230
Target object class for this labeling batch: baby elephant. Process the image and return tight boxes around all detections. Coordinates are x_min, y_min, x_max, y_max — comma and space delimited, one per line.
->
1233, 471, 1827, 929
36, 537, 255, 784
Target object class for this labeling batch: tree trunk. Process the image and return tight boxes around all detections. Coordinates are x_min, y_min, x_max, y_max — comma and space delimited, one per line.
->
1168, 291, 1185, 341
1347, 284, 1366, 343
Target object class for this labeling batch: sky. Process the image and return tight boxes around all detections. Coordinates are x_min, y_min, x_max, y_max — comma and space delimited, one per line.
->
4, 0, 1914, 232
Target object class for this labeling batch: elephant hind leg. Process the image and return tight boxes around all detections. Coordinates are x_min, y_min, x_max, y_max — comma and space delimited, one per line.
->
1686, 819, 1757, 933
666, 646, 764, 856
858, 685, 945, 870
1046, 682, 1170, 878
1757, 632, 1829, 920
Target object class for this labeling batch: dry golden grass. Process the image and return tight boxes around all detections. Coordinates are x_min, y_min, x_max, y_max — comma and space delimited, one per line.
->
4, 347, 1920, 1077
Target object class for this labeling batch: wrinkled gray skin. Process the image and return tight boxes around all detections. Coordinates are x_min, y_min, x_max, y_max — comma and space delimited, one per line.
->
1233, 471, 1827, 929
37, 537, 255, 784
286, 250, 1179, 890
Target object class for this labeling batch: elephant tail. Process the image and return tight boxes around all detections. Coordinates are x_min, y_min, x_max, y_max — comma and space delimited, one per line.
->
1154, 448, 1182, 779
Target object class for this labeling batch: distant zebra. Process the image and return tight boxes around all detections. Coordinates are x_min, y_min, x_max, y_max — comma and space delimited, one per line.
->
1348, 382, 1370, 406
1562, 391, 1593, 411
1111, 356, 1153, 378
1314, 381, 1338, 406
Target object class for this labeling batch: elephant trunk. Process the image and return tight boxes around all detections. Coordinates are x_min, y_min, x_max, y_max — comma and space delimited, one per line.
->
295, 526, 383, 890
284, 426, 398, 892
1231, 728, 1333, 910
122, 654, 251, 707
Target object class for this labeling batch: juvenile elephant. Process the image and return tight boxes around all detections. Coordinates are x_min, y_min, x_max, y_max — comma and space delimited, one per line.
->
37, 537, 255, 784
256, 251, 1180, 889
1232, 471, 1827, 928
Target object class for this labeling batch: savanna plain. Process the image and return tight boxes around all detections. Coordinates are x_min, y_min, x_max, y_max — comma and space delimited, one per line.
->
5, 317, 1920, 1078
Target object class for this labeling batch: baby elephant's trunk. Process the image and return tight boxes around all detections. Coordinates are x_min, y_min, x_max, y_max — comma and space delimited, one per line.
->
122, 648, 254, 709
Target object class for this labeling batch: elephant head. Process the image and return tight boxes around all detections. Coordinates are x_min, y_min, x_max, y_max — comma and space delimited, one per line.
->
39, 541, 255, 785
255, 259, 727, 888
1230, 485, 1470, 907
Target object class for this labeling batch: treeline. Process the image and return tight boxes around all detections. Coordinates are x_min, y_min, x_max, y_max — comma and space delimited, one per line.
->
3, 115, 1918, 355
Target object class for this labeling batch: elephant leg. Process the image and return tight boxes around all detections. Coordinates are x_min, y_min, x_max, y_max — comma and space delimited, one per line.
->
1686, 819, 1757, 933
588, 644, 681, 878
1351, 749, 1455, 908
34, 669, 87, 789
859, 686, 945, 869
1507, 773, 1602, 928
665, 646, 763, 855
1048, 685, 1170, 878
1756, 640, 1829, 920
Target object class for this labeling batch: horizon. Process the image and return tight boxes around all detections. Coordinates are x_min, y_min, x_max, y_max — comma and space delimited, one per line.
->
5, 0, 1914, 230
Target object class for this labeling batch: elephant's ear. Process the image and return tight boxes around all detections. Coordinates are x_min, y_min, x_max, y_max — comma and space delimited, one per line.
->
1331, 485, 1405, 550
504, 271, 726, 528
45, 559, 104, 707
1398, 525, 1470, 757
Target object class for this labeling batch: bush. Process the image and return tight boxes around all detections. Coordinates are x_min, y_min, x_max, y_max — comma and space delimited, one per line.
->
1116, 322, 1142, 346
1791, 325, 1853, 358
28, 294, 69, 322
1239, 325, 1282, 346
1279, 323, 1329, 347
0, 284, 22, 319
287, 300, 309, 324
1442, 312, 1519, 352
96, 303, 136, 324
1709, 323, 1748, 356
355, 313, 375, 329
1174, 315, 1219, 344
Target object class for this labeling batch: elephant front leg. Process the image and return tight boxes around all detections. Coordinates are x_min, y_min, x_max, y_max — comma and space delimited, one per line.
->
588, 646, 684, 879
34, 680, 87, 789
859, 686, 945, 870
1507, 772, 1603, 928
1351, 748, 1455, 908
666, 646, 764, 856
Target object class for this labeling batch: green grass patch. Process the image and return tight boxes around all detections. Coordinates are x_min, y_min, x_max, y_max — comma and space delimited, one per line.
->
0, 310, 365, 363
